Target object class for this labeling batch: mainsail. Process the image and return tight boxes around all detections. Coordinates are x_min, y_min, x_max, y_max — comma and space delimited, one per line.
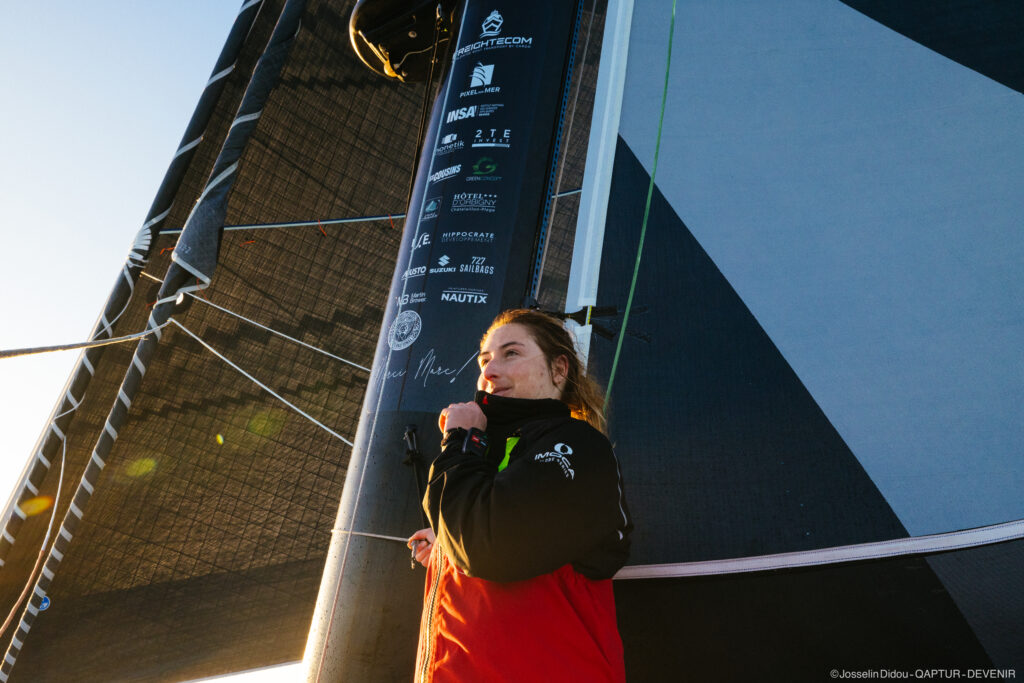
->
0, 0, 1020, 681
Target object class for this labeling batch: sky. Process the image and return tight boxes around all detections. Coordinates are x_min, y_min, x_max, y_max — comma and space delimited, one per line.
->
0, 2, 302, 680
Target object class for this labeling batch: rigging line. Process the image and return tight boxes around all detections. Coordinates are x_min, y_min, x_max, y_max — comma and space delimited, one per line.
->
159, 213, 408, 235
333, 529, 409, 544
0, 439, 66, 641
604, 0, 676, 408
0, 321, 171, 360
186, 294, 370, 372
534, 0, 598, 298
614, 518, 1024, 580
168, 319, 354, 447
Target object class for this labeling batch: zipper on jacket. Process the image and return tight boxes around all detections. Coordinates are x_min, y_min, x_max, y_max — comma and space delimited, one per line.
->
418, 546, 444, 682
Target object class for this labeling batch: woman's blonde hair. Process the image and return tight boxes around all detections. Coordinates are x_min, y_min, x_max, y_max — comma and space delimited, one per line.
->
482, 309, 607, 433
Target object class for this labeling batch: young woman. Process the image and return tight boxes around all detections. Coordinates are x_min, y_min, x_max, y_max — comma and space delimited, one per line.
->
408, 308, 633, 682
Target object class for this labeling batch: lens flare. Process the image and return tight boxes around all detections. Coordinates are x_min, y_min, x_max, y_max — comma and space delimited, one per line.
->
246, 410, 287, 437
20, 496, 54, 517
124, 458, 157, 478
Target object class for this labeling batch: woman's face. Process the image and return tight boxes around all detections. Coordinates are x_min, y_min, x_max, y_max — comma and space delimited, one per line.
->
477, 323, 566, 401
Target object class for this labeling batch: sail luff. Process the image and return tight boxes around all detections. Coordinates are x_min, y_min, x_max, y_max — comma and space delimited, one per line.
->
563, 0, 633, 363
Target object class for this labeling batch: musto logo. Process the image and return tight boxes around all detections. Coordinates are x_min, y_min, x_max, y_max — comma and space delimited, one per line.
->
441, 288, 489, 304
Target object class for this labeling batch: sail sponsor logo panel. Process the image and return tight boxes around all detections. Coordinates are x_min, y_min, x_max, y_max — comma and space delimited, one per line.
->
451, 192, 497, 214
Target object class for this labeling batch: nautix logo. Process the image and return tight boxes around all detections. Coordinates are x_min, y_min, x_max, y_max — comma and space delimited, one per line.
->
429, 164, 461, 182
441, 289, 488, 304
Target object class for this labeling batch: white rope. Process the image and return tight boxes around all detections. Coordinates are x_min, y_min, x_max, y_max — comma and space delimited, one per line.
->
333, 529, 409, 544
0, 321, 170, 360
160, 213, 408, 235
613, 518, 1024, 580
168, 320, 353, 446
187, 294, 370, 372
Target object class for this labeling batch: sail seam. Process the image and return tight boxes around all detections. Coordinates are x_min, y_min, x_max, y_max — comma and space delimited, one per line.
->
614, 518, 1024, 579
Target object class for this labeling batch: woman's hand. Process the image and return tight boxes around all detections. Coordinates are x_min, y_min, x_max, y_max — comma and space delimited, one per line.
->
438, 401, 487, 434
408, 527, 436, 568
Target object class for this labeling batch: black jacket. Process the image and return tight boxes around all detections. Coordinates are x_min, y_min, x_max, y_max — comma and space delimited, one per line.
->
424, 391, 632, 582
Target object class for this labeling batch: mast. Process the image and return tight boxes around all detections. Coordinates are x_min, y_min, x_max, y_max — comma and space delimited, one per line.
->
303, 1, 583, 679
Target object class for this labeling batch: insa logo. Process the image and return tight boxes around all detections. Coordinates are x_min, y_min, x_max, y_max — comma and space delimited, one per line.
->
446, 106, 477, 123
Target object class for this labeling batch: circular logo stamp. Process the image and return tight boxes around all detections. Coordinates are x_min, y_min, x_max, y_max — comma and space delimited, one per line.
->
388, 310, 422, 350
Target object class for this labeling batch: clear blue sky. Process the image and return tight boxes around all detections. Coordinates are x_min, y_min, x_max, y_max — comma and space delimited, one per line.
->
0, 2, 302, 679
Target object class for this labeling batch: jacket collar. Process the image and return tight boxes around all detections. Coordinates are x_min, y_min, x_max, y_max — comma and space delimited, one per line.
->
475, 390, 569, 434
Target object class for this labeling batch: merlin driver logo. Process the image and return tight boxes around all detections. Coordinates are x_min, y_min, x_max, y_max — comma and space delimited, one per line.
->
480, 10, 503, 37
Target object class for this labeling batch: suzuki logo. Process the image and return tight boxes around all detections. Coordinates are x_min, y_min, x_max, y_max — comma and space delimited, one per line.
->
438, 255, 450, 267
